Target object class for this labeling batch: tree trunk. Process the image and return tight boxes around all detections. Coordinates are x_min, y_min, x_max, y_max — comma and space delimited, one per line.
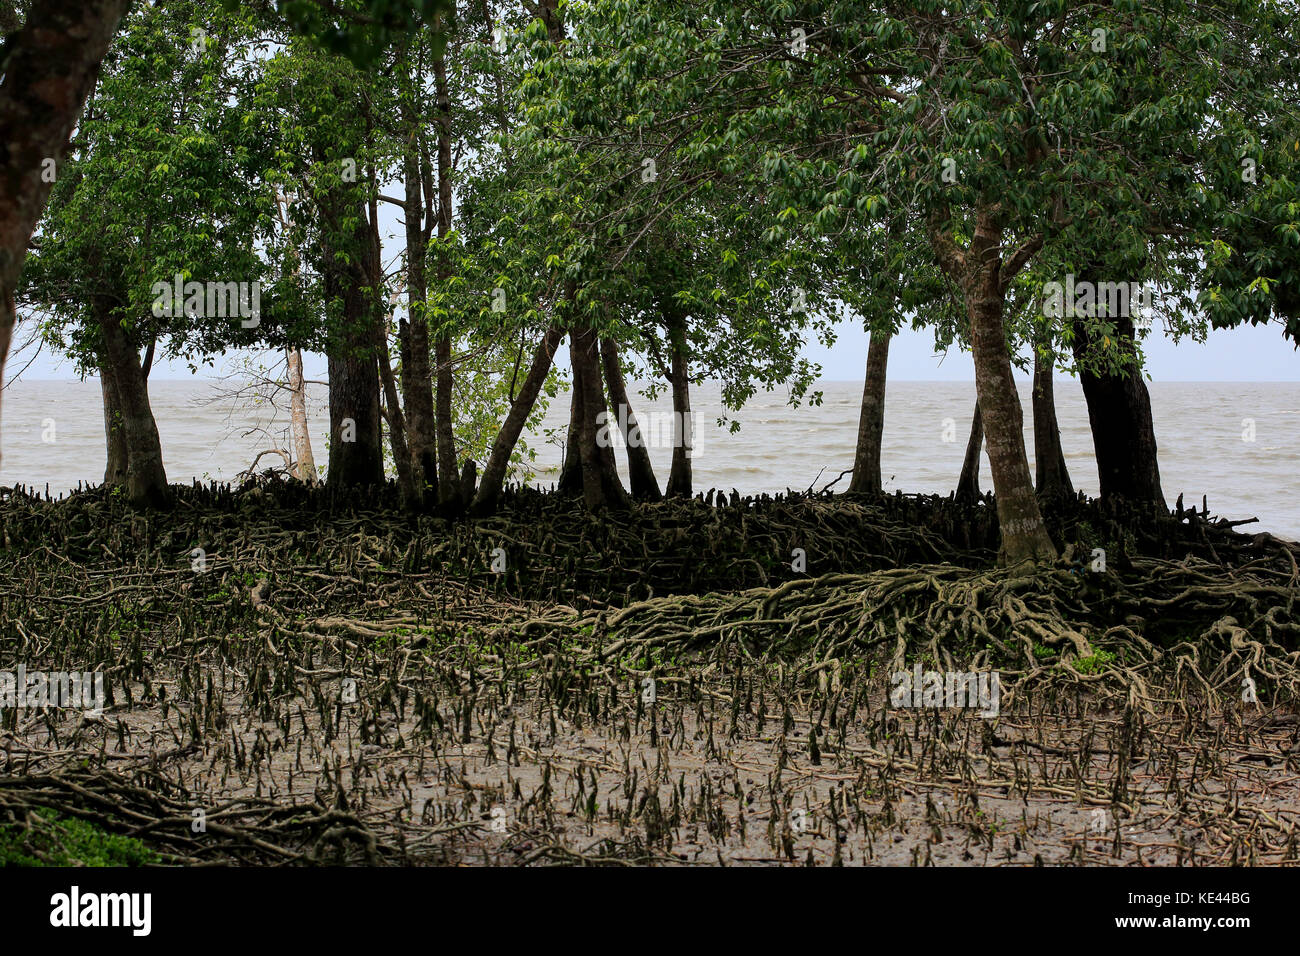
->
571, 326, 629, 511
474, 324, 563, 512
0, 292, 12, 440
0, 0, 132, 473
286, 348, 317, 484
848, 328, 891, 494
956, 400, 982, 503
399, 65, 436, 503
665, 304, 693, 499
600, 337, 661, 501
273, 191, 319, 486
399, 271, 437, 502
323, 202, 383, 493
1070, 309, 1166, 510
99, 311, 168, 508
100, 360, 128, 487
532, 21, 579, 620
431, 48, 462, 513
433, 335, 461, 509
1032, 343, 1073, 501
399, 264, 436, 501
326, 346, 383, 492
558, 383, 584, 497
366, 177, 417, 506
963, 213, 1056, 565
377, 315, 417, 503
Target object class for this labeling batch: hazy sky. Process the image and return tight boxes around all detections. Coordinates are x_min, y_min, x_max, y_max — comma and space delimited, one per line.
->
12, 311, 1297, 384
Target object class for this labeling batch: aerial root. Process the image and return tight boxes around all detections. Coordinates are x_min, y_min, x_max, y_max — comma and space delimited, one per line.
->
0, 769, 399, 865
506, 548, 1300, 716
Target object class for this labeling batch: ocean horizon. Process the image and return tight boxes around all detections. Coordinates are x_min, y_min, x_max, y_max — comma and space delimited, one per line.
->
4, 377, 1296, 539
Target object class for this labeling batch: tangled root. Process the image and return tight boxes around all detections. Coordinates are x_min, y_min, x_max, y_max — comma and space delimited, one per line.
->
525, 546, 1300, 717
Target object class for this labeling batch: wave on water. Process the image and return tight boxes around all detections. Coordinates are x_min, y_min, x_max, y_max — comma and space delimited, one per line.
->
4, 378, 1298, 539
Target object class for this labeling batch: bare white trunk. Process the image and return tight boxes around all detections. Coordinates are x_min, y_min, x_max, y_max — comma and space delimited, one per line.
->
287, 347, 318, 484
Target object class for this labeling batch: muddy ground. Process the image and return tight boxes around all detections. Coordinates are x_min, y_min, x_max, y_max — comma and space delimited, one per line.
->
1, 483, 1298, 865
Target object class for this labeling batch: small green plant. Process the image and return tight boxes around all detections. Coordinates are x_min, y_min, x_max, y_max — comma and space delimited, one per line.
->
1069, 649, 1117, 675
0, 809, 158, 867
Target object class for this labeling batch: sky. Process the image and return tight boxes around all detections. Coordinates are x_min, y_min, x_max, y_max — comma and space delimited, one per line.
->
11, 310, 1297, 384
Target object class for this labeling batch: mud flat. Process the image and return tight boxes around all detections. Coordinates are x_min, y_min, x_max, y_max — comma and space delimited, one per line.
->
1, 483, 1298, 865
